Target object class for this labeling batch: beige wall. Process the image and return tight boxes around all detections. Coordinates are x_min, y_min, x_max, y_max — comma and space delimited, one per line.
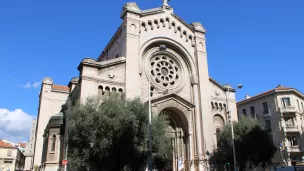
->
0, 147, 17, 171
26, 119, 37, 156
33, 78, 69, 167
237, 90, 304, 165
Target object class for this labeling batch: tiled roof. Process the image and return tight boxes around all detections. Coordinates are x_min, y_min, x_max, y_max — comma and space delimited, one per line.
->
237, 86, 294, 105
52, 84, 70, 91
18, 143, 26, 148
0, 140, 16, 148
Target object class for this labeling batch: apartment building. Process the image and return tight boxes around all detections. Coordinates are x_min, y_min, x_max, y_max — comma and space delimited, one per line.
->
237, 85, 304, 166
24, 118, 37, 171
0, 140, 25, 171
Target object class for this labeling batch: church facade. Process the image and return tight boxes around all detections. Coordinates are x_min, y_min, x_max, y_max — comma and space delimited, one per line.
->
33, 1, 238, 171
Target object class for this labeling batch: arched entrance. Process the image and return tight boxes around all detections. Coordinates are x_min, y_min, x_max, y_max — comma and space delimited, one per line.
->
160, 108, 190, 171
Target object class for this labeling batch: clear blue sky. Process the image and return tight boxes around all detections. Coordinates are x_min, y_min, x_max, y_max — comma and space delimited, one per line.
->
1, 0, 304, 118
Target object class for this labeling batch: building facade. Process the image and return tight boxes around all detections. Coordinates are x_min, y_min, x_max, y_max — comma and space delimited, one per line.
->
237, 85, 304, 166
24, 118, 37, 171
0, 140, 25, 171
33, 1, 238, 170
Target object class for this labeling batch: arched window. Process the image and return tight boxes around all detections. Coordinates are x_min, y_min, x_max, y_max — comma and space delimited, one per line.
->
105, 86, 110, 92
98, 86, 103, 96
215, 102, 219, 110
118, 88, 123, 93
51, 134, 56, 152
216, 129, 221, 144
211, 102, 214, 109
112, 87, 117, 92
219, 103, 223, 111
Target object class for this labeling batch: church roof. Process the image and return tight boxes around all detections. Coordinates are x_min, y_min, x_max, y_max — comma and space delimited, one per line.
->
52, 84, 70, 92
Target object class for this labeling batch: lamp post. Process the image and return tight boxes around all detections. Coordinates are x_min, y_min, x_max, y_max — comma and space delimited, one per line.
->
223, 84, 243, 171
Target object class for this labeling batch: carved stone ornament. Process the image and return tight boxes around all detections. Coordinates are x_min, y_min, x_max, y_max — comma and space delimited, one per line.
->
149, 54, 182, 90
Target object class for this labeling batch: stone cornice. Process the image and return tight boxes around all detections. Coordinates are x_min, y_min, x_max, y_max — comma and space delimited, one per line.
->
80, 76, 125, 86
78, 57, 126, 71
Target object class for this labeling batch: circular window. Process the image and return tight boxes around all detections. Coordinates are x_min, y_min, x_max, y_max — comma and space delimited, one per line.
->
149, 54, 182, 90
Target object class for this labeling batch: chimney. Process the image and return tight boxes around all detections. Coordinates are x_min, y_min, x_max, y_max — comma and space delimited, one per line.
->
245, 94, 251, 99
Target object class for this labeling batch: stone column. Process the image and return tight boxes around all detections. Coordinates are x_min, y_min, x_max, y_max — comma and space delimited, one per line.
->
191, 76, 204, 171
188, 129, 195, 171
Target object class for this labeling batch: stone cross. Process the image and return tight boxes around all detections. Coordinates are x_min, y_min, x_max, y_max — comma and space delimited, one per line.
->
163, 0, 170, 6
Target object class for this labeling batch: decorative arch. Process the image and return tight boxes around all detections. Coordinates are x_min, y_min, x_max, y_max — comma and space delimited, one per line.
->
140, 37, 197, 76
213, 114, 225, 129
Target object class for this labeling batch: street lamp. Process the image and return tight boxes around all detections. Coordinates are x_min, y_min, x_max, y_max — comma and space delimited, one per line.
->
223, 84, 243, 171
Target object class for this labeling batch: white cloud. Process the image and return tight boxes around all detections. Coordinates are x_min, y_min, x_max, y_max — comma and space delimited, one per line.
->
32, 81, 42, 88
0, 108, 34, 143
23, 82, 31, 89
21, 80, 41, 89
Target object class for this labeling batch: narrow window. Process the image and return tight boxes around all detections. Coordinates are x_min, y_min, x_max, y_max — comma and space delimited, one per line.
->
250, 106, 255, 118
7, 150, 12, 156
51, 134, 56, 152
112, 87, 117, 92
297, 100, 301, 112
216, 129, 221, 145
98, 86, 103, 96
265, 120, 272, 132
242, 109, 247, 117
263, 102, 269, 114
282, 97, 291, 107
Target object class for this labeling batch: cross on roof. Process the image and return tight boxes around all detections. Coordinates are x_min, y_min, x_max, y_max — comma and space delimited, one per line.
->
163, 0, 170, 6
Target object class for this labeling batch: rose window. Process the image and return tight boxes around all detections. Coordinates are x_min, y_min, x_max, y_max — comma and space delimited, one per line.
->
150, 55, 181, 89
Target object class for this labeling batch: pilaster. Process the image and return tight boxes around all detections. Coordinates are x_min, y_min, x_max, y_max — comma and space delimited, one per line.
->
121, 2, 141, 99
192, 22, 211, 163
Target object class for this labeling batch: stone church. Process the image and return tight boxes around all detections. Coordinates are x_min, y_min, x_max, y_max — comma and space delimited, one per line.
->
33, 1, 238, 170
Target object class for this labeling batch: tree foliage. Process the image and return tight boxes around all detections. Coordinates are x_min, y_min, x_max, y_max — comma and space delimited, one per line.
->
62, 95, 172, 171
212, 118, 277, 171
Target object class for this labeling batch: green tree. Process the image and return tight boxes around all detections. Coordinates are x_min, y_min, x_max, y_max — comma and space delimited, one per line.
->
213, 118, 277, 171
63, 95, 172, 171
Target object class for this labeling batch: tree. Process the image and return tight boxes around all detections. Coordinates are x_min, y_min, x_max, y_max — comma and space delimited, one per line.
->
63, 95, 172, 171
213, 118, 277, 171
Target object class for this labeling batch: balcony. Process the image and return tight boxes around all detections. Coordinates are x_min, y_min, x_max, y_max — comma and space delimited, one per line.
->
280, 106, 297, 113
284, 125, 301, 133
287, 145, 301, 152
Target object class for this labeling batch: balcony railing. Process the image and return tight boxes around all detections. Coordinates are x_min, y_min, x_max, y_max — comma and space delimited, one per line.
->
280, 106, 296, 113
287, 145, 301, 152
285, 125, 300, 132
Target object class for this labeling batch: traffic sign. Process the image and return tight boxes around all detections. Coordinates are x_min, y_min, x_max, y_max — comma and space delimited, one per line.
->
62, 159, 68, 166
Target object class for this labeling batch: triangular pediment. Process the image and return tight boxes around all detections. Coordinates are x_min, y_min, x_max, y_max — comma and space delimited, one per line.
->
151, 93, 195, 110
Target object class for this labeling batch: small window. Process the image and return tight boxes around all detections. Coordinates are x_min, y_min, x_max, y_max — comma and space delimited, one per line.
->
250, 106, 255, 118
284, 117, 294, 126
4, 160, 13, 164
302, 102, 304, 111
265, 120, 271, 132
263, 102, 269, 114
297, 100, 300, 111
282, 97, 291, 107
7, 150, 12, 156
51, 134, 56, 152
242, 109, 247, 117
287, 136, 298, 146
216, 129, 221, 144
